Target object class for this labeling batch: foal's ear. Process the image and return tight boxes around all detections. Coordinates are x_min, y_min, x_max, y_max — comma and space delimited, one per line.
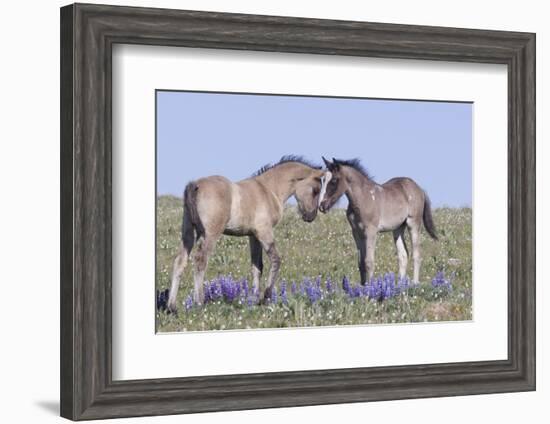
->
322, 156, 338, 171
322, 156, 334, 170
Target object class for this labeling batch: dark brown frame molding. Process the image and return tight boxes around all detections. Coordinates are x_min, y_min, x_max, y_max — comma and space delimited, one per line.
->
60, 3, 535, 420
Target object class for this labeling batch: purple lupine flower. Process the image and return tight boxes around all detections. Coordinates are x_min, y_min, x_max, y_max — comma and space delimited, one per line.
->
393, 279, 401, 296
234, 279, 242, 299
203, 283, 211, 303
300, 279, 308, 295
305, 277, 324, 303
156, 288, 169, 311
398, 276, 410, 293
365, 279, 373, 299
213, 279, 222, 300
351, 285, 362, 298
317, 283, 323, 300
378, 277, 387, 300
220, 276, 231, 301
184, 294, 193, 311
230, 280, 238, 301
178, 270, 455, 309
384, 273, 396, 298
229, 277, 240, 302
366, 278, 374, 299
342, 276, 351, 294
325, 277, 333, 294
305, 281, 319, 303
370, 277, 384, 300
383, 282, 393, 299
314, 278, 323, 301
280, 281, 288, 305
241, 279, 249, 299
247, 285, 258, 307
432, 271, 452, 291
205, 281, 212, 302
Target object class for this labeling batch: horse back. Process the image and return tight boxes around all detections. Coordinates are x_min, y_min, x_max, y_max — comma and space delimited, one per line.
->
381, 177, 426, 215
382, 177, 423, 197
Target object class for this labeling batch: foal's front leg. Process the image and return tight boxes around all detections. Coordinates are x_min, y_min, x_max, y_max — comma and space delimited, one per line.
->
249, 235, 263, 294
351, 229, 367, 285
256, 231, 280, 303
361, 228, 378, 285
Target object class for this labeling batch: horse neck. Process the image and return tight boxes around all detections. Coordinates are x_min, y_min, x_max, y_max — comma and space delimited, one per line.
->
255, 163, 311, 203
343, 166, 375, 206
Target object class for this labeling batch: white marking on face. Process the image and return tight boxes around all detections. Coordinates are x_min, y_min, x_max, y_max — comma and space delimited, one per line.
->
318, 171, 332, 206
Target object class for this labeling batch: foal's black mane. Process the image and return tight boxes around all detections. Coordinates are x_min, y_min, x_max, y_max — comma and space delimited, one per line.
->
252, 155, 321, 177
333, 158, 373, 180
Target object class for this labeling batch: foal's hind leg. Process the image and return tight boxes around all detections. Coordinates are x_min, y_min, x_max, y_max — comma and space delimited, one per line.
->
407, 218, 422, 284
192, 233, 220, 305
167, 214, 195, 313
393, 224, 409, 280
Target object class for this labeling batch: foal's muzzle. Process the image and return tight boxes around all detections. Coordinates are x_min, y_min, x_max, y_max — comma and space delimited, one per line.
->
302, 211, 317, 223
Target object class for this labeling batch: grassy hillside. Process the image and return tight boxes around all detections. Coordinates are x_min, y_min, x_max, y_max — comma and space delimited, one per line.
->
156, 195, 472, 332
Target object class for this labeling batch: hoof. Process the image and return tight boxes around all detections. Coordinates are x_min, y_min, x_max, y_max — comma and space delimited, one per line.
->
261, 287, 273, 304
167, 304, 178, 315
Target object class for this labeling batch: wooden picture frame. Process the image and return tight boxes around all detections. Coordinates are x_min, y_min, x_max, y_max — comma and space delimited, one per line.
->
60, 3, 535, 420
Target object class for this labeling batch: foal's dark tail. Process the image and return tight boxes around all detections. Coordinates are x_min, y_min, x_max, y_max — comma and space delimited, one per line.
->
183, 181, 205, 238
422, 194, 438, 240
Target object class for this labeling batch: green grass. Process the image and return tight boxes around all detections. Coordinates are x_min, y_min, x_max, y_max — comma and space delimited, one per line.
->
156, 195, 472, 332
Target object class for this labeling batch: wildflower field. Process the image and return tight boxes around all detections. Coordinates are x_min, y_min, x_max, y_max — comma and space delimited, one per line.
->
156, 195, 472, 332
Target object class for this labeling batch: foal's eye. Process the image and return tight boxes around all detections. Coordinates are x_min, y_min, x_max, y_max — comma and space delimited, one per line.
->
312, 188, 320, 196
330, 179, 338, 186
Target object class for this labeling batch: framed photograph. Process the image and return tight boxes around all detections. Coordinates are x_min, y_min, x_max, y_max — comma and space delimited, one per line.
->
60, 3, 535, 420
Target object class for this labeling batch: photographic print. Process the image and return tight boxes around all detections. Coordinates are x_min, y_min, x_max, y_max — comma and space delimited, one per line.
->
60, 6, 535, 418
155, 90, 472, 332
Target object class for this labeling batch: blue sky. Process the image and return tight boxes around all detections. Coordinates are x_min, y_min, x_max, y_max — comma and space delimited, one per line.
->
157, 91, 472, 207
